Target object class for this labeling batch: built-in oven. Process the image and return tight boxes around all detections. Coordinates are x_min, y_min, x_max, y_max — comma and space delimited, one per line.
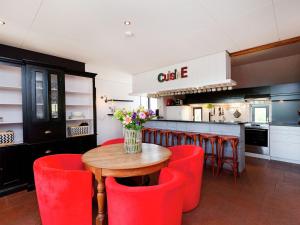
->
245, 124, 269, 156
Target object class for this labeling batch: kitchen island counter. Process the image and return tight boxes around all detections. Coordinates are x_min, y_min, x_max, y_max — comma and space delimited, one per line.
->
153, 119, 247, 125
145, 120, 245, 173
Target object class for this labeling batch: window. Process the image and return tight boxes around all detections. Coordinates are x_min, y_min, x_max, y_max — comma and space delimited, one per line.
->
252, 106, 269, 123
140, 97, 158, 111
149, 98, 158, 111
193, 107, 202, 121
140, 97, 148, 109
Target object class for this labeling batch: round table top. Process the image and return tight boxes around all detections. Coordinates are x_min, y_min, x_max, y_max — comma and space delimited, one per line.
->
82, 143, 172, 170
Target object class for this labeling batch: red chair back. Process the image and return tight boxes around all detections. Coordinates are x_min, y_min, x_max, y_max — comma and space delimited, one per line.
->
101, 138, 124, 146
106, 168, 184, 225
168, 145, 204, 212
34, 154, 92, 225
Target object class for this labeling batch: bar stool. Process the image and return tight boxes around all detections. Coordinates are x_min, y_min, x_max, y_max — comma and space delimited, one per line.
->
158, 129, 171, 147
146, 128, 158, 144
217, 135, 239, 183
142, 128, 149, 143
171, 131, 184, 146
200, 133, 218, 175
183, 132, 198, 145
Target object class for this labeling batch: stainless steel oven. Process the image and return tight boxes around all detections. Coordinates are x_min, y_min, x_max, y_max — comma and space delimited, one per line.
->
245, 124, 269, 156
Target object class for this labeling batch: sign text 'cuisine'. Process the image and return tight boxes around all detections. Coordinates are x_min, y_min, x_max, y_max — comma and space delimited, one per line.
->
157, 66, 188, 83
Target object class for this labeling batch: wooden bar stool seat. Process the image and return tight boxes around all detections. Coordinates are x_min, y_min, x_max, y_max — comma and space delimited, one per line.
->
170, 131, 184, 146
217, 135, 239, 183
158, 129, 171, 147
199, 133, 218, 175
184, 132, 199, 145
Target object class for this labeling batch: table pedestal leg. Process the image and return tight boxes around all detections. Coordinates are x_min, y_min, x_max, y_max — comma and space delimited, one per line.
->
95, 171, 106, 225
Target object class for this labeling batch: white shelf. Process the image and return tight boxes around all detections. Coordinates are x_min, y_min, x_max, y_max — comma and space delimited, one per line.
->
67, 118, 93, 121
65, 90, 92, 95
0, 86, 22, 91
66, 133, 94, 138
0, 103, 22, 106
0, 122, 23, 124
0, 141, 24, 147
66, 104, 93, 107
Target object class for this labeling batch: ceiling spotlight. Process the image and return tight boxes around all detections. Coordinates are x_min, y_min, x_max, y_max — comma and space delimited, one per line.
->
124, 20, 131, 25
0, 20, 5, 25
125, 31, 134, 37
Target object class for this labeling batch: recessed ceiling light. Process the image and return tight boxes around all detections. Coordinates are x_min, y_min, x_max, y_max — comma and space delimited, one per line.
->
124, 31, 134, 37
0, 20, 5, 25
124, 21, 131, 25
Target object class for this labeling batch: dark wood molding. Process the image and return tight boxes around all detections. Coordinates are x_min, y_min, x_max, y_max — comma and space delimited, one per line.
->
0, 43, 85, 72
230, 36, 300, 57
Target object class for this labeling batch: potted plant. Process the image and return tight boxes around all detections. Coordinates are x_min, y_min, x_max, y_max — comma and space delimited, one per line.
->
113, 107, 156, 153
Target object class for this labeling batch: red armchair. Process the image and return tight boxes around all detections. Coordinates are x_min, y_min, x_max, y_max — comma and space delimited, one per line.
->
105, 168, 184, 225
101, 138, 124, 146
33, 154, 93, 225
168, 145, 204, 212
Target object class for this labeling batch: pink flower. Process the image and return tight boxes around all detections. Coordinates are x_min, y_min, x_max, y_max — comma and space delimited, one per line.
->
124, 116, 132, 125
139, 112, 146, 119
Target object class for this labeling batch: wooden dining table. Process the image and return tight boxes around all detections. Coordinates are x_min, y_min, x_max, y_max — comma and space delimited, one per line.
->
81, 143, 172, 225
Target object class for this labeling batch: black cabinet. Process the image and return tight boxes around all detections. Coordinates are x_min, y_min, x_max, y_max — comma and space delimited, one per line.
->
0, 145, 28, 196
24, 65, 66, 143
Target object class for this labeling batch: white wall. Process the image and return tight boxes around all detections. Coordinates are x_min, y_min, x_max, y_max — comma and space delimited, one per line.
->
85, 64, 139, 144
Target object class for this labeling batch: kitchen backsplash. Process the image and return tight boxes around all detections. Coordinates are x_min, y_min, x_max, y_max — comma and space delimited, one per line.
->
191, 102, 250, 122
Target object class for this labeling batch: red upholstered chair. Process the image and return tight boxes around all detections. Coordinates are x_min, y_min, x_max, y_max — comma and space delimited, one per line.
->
168, 145, 204, 212
106, 168, 185, 225
101, 138, 124, 146
33, 154, 93, 225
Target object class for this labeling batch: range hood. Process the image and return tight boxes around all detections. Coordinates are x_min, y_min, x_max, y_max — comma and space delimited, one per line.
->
131, 51, 235, 97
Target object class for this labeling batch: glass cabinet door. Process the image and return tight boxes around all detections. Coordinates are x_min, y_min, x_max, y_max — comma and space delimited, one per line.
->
35, 71, 47, 120
50, 74, 59, 119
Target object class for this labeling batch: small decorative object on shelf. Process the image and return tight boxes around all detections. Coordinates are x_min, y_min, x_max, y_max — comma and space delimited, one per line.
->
69, 111, 85, 119
0, 117, 3, 122
0, 130, 14, 145
113, 107, 156, 153
68, 124, 89, 137
233, 109, 241, 118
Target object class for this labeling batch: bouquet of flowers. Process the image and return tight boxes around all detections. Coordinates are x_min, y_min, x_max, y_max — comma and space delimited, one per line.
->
113, 107, 156, 130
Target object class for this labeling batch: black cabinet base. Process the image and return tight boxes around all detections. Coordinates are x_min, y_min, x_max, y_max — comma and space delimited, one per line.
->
0, 183, 28, 197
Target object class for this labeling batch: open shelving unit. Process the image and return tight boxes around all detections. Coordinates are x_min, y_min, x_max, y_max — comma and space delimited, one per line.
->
65, 74, 94, 138
0, 63, 23, 146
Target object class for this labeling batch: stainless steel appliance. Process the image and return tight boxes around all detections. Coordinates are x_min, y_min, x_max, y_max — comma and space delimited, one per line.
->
245, 123, 269, 155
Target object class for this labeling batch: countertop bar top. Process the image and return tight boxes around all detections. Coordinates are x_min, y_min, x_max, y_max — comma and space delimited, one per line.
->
152, 119, 246, 125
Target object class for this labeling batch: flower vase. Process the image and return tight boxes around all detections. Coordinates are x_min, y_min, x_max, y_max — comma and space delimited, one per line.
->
123, 128, 142, 153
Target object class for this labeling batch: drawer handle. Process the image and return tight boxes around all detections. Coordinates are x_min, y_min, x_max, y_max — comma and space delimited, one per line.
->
45, 150, 52, 154
45, 130, 52, 134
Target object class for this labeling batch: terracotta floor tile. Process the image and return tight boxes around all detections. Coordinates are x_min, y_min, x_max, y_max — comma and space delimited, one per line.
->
1, 157, 300, 225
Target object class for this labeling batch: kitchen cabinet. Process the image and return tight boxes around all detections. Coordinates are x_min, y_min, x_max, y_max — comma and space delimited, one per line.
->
165, 106, 193, 120
24, 65, 66, 143
270, 125, 300, 164
0, 57, 97, 196
0, 144, 28, 196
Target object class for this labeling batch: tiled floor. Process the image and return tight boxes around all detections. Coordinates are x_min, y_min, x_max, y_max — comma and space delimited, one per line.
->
1, 157, 300, 225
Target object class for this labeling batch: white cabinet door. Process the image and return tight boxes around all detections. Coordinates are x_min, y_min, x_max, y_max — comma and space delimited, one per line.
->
270, 125, 300, 164
166, 106, 192, 120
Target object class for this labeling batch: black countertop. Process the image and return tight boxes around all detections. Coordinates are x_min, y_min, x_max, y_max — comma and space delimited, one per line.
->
150, 119, 246, 125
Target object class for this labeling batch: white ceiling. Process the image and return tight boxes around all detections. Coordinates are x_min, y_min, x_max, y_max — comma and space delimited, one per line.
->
0, 0, 299, 74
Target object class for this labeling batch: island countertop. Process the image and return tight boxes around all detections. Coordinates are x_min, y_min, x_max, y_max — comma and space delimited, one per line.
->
152, 119, 246, 125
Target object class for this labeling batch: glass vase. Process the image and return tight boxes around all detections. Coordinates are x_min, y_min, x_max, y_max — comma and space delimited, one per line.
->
123, 128, 142, 153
